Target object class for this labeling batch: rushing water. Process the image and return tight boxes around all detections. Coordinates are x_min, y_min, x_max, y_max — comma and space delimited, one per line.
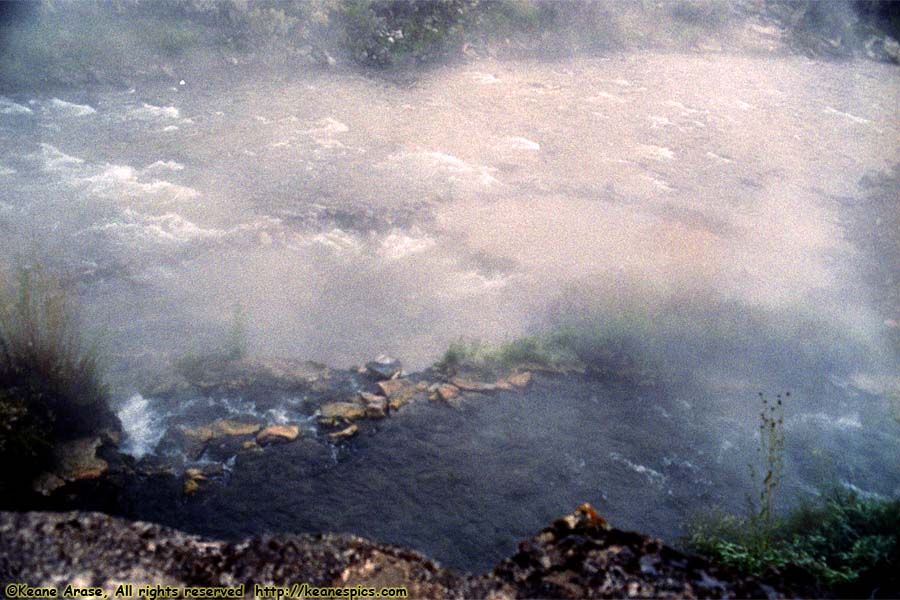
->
2, 52, 899, 571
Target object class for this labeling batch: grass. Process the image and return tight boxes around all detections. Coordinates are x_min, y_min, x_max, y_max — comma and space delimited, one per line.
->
0, 262, 114, 490
436, 320, 657, 382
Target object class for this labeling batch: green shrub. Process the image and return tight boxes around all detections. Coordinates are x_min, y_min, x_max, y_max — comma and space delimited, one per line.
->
336, 0, 480, 66
0, 263, 115, 489
687, 490, 900, 594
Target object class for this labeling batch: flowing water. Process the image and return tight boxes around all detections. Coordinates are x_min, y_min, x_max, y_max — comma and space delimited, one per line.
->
2, 52, 899, 571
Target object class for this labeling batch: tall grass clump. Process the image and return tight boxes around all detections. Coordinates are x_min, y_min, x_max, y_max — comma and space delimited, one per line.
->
0, 263, 115, 490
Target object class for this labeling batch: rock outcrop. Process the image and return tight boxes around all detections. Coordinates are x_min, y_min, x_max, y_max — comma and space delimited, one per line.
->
0, 506, 808, 599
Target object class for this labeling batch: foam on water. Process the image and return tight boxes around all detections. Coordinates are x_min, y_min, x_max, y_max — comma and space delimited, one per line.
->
0, 97, 33, 115
636, 144, 676, 161
90, 209, 225, 246
118, 394, 168, 459
497, 136, 541, 151
824, 106, 871, 125
130, 103, 180, 120
39, 143, 84, 171
78, 163, 200, 201
379, 230, 436, 260
49, 98, 96, 116
145, 160, 185, 172
384, 149, 500, 187
609, 452, 668, 487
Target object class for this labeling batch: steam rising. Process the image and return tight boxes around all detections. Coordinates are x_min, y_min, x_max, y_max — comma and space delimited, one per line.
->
0, 2, 897, 391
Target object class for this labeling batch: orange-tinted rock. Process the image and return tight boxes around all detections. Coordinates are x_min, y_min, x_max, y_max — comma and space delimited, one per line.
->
256, 425, 300, 445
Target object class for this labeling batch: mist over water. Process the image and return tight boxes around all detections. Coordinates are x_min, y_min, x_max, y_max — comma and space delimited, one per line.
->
1, 0, 899, 571
3, 54, 897, 372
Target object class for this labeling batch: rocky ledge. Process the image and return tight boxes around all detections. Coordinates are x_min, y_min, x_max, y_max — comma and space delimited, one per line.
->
0, 505, 814, 599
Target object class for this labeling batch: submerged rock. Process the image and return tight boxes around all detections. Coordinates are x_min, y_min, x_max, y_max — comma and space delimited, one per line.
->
183, 478, 200, 495
328, 423, 358, 441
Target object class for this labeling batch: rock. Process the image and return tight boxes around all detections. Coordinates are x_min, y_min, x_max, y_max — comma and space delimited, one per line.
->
377, 378, 416, 405
54, 437, 109, 481
360, 391, 383, 403
256, 425, 300, 445
450, 377, 499, 392
241, 440, 259, 451
360, 393, 388, 418
506, 371, 532, 389
201, 463, 226, 478
183, 479, 200, 495
365, 356, 402, 380
436, 383, 460, 402
0, 510, 809, 599
184, 468, 206, 480
31, 472, 66, 497
181, 419, 260, 442
327, 424, 358, 441
0, 511, 464, 598
320, 402, 367, 421
478, 503, 803, 599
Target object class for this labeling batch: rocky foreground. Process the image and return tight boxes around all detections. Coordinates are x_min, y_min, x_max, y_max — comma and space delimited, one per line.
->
0, 505, 816, 599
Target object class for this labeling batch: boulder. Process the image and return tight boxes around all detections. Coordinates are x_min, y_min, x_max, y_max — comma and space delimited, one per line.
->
365, 356, 402, 380
327, 424, 358, 441
256, 425, 301, 445
320, 402, 367, 421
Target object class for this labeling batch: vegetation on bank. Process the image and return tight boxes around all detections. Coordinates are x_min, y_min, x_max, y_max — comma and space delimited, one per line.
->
0, 263, 116, 494
688, 490, 900, 596
685, 392, 900, 596
436, 321, 657, 382
2, 0, 899, 88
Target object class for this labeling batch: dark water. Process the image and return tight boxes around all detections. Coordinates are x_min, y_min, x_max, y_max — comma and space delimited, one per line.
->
115, 371, 900, 573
